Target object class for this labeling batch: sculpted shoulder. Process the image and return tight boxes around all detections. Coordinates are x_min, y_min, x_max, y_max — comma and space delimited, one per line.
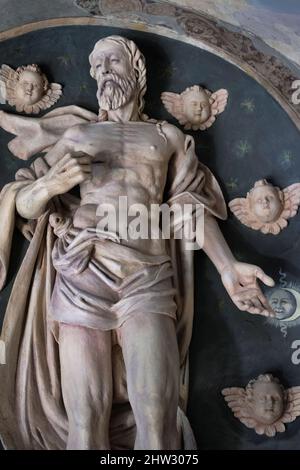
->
160, 122, 187, 153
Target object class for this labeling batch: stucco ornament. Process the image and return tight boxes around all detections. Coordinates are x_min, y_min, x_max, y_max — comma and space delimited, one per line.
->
229, 179, 300, 235
0, 35, 275, 451
222, 374, 300, 437
0, 64, 62, 114
161, 85, 228, 130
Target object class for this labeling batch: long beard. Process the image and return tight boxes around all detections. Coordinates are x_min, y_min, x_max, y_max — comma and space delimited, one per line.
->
97, 71, 136, 111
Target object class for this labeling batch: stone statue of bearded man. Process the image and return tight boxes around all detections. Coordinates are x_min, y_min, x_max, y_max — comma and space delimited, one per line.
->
0, 35, 274, 451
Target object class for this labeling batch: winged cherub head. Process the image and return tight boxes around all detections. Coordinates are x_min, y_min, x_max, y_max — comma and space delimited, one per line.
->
246, 374, 285, 425
0, 64, 62, 114
222, 374, 300, 437
161, 85, 228, 131
229, 179, 300, 235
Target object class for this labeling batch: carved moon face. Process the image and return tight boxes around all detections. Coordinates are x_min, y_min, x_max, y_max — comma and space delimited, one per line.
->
268, 289, 297, 320
15, 70, 45, 105
250, 382, 284, 424
182, 89, 211, 125
249, 186, 283, 223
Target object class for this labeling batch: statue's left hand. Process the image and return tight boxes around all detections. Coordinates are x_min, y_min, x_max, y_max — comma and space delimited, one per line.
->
221, 261, 275, 317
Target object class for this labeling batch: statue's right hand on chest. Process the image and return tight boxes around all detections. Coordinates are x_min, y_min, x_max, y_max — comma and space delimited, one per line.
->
44, 152, 92, 196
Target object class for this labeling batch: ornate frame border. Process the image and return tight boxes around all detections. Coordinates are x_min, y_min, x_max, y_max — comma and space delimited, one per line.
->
0, 14, 299, 131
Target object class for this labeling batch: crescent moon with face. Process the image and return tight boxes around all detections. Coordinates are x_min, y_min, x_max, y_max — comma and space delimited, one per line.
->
267, 287, 300, 327
280, 288, 300, 322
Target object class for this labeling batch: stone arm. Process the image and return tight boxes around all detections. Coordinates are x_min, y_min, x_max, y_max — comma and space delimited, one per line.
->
164, 122, 274, 317
0, 108, 97, 160
202, 214, 274, 316
16, 136, 92, 219
202, 213, 235, 274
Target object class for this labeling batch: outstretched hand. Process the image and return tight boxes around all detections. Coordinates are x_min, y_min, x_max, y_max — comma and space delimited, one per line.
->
221, 261, 275, 317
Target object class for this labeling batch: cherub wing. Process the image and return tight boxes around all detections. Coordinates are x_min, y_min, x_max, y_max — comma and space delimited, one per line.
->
282, 183, 300, 219
210, 88, 229, 116
199, 88, 228, 130
0, 81, 6, 104
222, 387, 256, 429
229, 197, 262, 230
161, 91, 183, 121
0, 64, 17, 83
0, 64, 18, 100
282, 386, 300, 424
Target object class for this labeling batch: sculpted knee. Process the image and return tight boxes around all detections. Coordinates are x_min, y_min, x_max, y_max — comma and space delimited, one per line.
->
134, 390, 177, 425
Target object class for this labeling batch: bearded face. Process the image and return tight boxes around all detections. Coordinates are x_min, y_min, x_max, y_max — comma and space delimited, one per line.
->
89, 40, 139, 112
96, 70, 137, 111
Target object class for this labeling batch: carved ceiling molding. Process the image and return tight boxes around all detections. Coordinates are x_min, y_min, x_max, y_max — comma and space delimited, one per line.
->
0, 9, 299, 131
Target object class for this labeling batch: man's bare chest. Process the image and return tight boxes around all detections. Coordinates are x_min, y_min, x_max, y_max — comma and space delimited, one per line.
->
74, 122, 170, 165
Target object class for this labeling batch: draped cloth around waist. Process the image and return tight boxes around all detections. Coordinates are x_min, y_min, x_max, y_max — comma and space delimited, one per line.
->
49, 217, 177, 330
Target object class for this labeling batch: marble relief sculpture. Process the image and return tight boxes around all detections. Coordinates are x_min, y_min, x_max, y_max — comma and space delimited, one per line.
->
161, 85, 228, 131
0, 36, 275, 450
229, 179, 300, 235
0, 64, 62, 114
267, 287, 300, 324
267, 288, 298, 320
222, 374, 300, 437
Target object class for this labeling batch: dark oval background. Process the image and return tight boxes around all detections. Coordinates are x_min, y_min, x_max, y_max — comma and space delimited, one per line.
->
0, 25, 299, 450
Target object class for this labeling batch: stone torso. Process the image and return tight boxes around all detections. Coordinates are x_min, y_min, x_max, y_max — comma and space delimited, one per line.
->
58, 121, 174, 254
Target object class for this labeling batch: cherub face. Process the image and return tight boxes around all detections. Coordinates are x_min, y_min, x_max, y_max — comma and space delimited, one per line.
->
250, 382, 284, 424
249, 186, 282, 223
182, 89, 211, 125
268, 289, 297, 320
15, 70, 44, 105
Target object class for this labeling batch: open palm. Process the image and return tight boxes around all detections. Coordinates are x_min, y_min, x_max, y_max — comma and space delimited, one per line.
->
221, 261, 275, 317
